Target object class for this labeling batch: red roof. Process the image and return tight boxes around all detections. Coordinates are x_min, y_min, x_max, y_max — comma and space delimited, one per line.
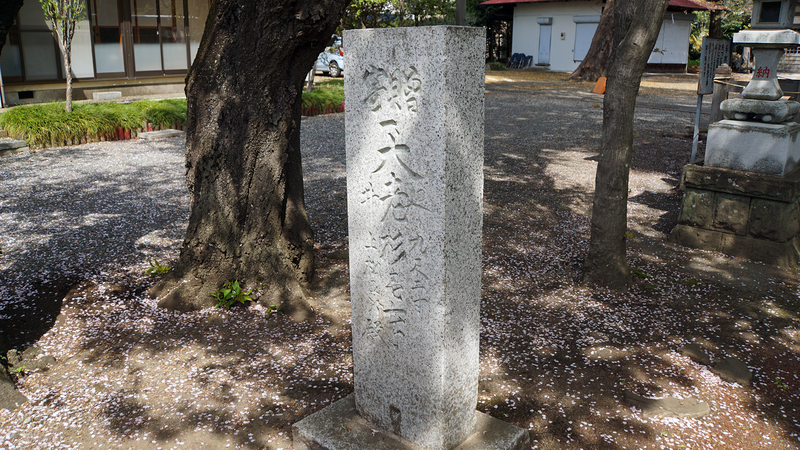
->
479, 0, 724, 9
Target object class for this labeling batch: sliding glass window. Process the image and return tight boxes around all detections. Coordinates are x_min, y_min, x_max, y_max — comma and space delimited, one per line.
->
91, 0, 125, 75
161, 0, 188, 71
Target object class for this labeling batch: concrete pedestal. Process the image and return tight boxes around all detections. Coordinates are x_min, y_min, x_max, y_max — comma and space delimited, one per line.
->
292, 395, 531, 450
705, 120, 800, 176
670, 164, 800, 267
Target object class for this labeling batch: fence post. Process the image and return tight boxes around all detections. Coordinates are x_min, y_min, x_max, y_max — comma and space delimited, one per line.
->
710, 63, 732, 123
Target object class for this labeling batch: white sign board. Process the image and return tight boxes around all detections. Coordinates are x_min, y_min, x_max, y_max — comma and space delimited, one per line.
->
697, 37, 732, 95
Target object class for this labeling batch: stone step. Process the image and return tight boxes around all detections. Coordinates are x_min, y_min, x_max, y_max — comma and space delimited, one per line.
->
138, 129, 185, 140
0, 137, 30, 157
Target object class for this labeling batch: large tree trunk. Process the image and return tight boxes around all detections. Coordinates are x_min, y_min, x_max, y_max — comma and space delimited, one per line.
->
709, 10, 722, 39
568, 0, 615, 82
584, 0, 669, 289
0, 0, 24, 57
150, 0, 348, 313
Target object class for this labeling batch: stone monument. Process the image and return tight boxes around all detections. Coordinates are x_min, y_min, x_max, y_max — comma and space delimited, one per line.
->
671, 0, 800, 266
292, 26, 530, 450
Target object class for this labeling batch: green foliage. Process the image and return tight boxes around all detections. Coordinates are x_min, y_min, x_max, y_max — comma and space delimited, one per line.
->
9, 366, 25, 375
623, 231, 635, 239
316, 78, 344, 87
774, 378, 789, 390
213, 280, 253, 309
265, 304, 284, 318
341, 0, 456, 29
0, 99, 187, 148
144, 259, 170, 277
39, 0, 86, 35
302, 88, 345, 116
131, 99, 188, 127
631, 267, 652, 280
487, 62, 506, 71
691, 0, 753, 57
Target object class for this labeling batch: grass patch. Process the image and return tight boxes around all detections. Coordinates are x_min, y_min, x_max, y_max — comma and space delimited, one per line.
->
488, 62, 507, 71
0, 99, 187, 148
1, 90, 346, 148
302, 88, 344, 116
315, 78, 343, 87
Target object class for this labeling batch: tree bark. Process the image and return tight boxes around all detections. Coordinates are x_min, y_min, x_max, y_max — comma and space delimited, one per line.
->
0, 0, 24, 58
150, 0, 348, 314
584, 0, 669, 289
64, 51, 72, 112
568, 0, 615, 82
709, 10, 722, 39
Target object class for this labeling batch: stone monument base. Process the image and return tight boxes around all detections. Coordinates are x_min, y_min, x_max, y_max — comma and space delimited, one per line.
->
669, 164, 800, 267
292, 394, 531, 450
705, 120, 800, 176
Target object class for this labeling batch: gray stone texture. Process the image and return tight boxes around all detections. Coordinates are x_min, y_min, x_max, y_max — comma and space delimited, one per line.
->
733, 30, 800, 47
711, 357, 754, 385
712, 193, 750, 235
138, 130, 185, 140
671, 164, 800, 267
749, 198, 800, 241
92, 91, 122, 100
721, 98, 800, 123
705, 120, 800, 176
624, 391, 711, 419
677, 189, 714, 229
739, 48, 785, 101
0, 138, 29, 157
678, 344, 712, 365
292, 395, 531, 450
343, 26, 487, 450
680, 164, 800, 202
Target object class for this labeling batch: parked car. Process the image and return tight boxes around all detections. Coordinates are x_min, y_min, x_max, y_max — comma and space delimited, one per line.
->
315, 36, 343, 77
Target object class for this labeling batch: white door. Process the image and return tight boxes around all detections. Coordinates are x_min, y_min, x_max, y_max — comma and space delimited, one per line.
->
538, 24, 552, 65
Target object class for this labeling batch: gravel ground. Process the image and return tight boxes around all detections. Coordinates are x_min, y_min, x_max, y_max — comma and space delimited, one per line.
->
0, 72, 799, 450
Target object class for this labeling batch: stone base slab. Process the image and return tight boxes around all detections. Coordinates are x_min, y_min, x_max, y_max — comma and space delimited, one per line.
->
669, 224, 800, 267
138, 129, 185, 140
292, 394, 531, 450
705, 120, 800, 176
671, 164, 800, 267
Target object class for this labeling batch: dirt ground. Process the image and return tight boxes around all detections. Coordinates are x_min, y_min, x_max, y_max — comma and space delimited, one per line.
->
1, 69, 799, 450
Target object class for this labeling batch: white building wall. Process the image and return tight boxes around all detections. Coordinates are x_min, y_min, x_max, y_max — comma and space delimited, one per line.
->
512, 3, 696, 72
511, 1, 604, 72
648, 13, 694, 65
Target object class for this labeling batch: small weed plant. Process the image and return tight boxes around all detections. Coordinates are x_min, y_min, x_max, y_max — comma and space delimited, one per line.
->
265, 304, 284, 318
631, 267, 652, 279
9, 366, 26, 380
213, 280, 253, 309
774, 378, 789, 390
144, 259, 170, 277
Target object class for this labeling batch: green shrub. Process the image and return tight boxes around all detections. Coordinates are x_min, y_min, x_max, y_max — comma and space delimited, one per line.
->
0, 99, 187, 148
316, 78, 344, 87
302, 88, 345, 116
488, 62, 507, 71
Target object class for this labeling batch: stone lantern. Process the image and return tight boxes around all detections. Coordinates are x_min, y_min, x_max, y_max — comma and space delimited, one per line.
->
751, 0, 797, 29
669, 0, 800, 267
